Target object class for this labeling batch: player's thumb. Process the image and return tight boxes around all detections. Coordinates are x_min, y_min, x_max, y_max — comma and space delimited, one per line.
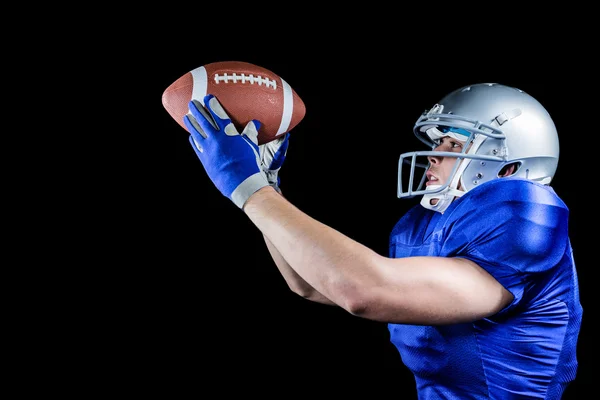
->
241, 119, 261, 146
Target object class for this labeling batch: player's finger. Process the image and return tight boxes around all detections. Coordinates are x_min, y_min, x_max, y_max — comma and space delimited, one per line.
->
188, 132, 204, 154
203, 95, 241, 137
184, 113, 208, 139
188, 99, 218, 132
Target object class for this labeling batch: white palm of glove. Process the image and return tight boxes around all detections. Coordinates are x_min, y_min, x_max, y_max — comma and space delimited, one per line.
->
259, 132, 290, 193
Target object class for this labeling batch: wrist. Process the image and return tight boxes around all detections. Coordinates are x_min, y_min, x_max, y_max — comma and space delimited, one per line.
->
231, 172, 270, 209
242, 185, 279, 211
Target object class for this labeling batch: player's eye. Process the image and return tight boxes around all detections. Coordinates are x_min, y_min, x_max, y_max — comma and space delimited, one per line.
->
435, 137, 452, 146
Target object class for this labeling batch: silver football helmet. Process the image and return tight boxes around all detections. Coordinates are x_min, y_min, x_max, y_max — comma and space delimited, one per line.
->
397, 83, 560, 213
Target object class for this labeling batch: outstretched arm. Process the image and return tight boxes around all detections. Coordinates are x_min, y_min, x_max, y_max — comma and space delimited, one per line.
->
244, 186, 513, 325
183, 95, 512, 325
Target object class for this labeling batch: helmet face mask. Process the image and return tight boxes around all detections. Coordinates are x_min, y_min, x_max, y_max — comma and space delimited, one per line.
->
397, 83, 559, 213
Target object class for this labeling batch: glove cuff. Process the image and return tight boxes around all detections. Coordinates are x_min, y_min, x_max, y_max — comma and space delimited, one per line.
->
231, 172, 270, 209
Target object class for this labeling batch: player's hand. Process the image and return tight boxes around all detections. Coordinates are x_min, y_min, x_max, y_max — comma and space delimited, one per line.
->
259, 132, 290, 193
185, 94, 270, 209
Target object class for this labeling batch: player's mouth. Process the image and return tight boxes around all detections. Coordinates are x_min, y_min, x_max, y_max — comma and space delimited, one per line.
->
426, 171, 439, 186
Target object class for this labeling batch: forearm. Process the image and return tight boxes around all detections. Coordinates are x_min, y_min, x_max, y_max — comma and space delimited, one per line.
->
263, 233, 336, 305
244, 186, 382, 312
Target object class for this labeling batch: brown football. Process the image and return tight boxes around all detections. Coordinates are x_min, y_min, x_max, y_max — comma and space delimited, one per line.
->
162, 60, 306, 145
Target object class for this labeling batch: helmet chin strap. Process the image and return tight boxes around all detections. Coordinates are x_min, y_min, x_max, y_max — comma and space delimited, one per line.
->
420, 185, 464, 213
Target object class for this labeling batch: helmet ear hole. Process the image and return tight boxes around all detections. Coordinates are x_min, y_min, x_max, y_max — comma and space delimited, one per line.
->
499, 162, 521, 178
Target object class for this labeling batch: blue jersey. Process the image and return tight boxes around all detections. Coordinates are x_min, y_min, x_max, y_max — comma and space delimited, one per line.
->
388, 178, 582, 399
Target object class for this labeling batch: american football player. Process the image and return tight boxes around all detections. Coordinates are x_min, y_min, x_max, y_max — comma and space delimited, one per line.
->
183, 83, 582, 399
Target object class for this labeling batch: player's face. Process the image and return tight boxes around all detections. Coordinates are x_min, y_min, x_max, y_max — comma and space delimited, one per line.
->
426, 136, 467, 195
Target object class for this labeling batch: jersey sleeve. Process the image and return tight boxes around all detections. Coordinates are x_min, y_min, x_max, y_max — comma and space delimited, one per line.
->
441, 178, 570, 312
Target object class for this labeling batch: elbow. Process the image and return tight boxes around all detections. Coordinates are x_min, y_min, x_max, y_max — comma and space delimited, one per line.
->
333, 269, 388, 318
330, 258, 385, 317
335, 283, 375, 317
344, 295, 372, 317
343, 290, 391, 321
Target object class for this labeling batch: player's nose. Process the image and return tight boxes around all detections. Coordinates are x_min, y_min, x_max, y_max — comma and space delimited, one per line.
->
427, 153, 442, 164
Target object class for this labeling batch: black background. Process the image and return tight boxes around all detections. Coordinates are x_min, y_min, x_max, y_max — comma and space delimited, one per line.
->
74, 18, 592, 399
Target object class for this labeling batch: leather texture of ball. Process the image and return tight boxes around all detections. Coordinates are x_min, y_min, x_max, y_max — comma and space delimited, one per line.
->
162, 61, 306, 145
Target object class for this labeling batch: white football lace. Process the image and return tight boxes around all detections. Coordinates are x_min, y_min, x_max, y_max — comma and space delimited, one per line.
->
214, 73, 276, 90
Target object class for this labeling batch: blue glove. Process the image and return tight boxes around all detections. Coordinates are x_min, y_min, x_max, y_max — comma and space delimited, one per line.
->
259, 132, 290, 193
184, 94, 270, 208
